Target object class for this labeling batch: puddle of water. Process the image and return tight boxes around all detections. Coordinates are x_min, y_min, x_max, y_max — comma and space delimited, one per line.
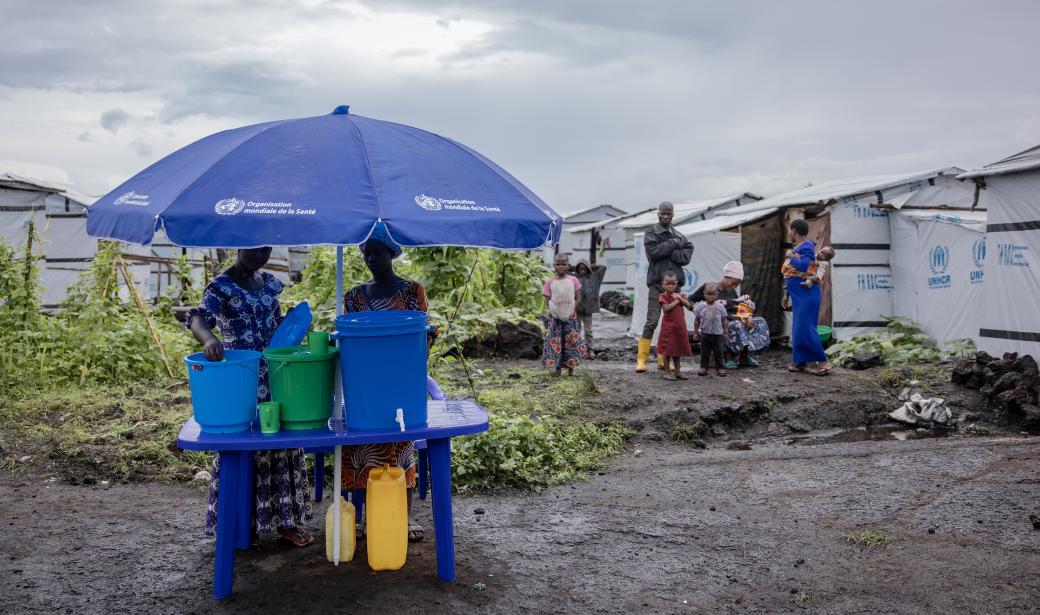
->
787, 424, 953, 446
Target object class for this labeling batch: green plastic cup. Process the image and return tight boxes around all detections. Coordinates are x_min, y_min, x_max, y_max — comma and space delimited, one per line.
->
308, 331, 330, 355
259, 401, 281, 434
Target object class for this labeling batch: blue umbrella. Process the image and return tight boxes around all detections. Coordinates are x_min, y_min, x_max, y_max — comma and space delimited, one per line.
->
86, 106, 561, 566
87, 105, 561, 250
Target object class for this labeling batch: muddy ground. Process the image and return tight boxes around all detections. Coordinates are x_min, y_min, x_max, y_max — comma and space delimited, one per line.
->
3, 312, 1039, 614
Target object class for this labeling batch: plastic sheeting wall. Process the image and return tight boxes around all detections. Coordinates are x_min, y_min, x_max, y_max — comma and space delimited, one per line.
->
828, 197, 895, 339
889, 211, 986, 346
565, 228, 628, 292
976, 172, 1040, 357
627, 229, 740, 340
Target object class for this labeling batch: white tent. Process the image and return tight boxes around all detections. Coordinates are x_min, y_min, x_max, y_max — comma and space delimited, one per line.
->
628, 208, 778, 340
1, 172, 296, 308
617, 194, 761, 294
561, 208, 655, 293
889, 210, 986, 346
717, 167, 975, 340
959, 145, 1040, 358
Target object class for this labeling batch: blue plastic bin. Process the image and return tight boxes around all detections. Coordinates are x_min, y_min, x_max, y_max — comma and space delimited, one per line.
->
335, 310, 429, 431
184, 349, 261, 434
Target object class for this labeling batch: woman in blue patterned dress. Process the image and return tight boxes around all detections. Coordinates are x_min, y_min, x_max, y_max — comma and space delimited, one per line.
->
187, 247, 314, 547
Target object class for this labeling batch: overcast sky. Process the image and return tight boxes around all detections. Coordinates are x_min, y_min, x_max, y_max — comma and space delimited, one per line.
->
2, 0, 1038, 213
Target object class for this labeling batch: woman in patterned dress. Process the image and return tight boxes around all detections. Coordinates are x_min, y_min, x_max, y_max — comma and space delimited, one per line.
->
341, 223, 432, 542
188, 247, 314, 547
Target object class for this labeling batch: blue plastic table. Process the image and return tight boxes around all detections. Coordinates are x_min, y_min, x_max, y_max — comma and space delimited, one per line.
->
177, 400, 489, 599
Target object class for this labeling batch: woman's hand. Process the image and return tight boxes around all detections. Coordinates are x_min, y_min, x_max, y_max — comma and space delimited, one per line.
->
781, 295, 792, 311
203, 338, 225, 361
737, 294, 750, 303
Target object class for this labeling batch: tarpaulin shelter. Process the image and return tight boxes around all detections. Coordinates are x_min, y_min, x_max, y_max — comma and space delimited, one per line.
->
627, 207, 780, 340
959, 145, 1040, 357
716, 167, 975, 341
0, 172, 130, 307
553, 205, 644, 293
889, 210, 987, 346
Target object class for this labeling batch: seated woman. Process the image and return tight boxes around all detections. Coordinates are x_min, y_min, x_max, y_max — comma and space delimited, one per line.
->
686, 261, 770, 370
187, 247, 314, 547
341, 223, 432, 542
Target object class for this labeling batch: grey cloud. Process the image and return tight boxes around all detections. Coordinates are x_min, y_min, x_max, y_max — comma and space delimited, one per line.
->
131, 140, 152, 158
2, 0, 1040, 211
100, 109, 129, 133
77, 131, 93, 142
156, 60, 310, 124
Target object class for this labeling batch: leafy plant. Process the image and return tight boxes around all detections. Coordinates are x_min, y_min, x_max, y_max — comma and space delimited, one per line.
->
826, 317, 974, 368
0, 238, 195, 391
451, 413, 631, 490
284, 245, 550, 361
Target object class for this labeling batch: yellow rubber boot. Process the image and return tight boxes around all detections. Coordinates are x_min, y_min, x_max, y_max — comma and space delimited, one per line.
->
636, 338, 651, 372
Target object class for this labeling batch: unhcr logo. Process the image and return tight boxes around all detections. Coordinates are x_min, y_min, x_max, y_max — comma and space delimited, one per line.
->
971, 238, 986, 268
928, 244, 951, 289
970, 238, 985, 285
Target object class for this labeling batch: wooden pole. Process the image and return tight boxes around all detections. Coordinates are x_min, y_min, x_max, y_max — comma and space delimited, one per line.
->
117, 255, 175, 379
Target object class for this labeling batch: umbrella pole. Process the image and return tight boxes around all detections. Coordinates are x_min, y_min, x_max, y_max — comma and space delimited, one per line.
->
332, 246, 345, 566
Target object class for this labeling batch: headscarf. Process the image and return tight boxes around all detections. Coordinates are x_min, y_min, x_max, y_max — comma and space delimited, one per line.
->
361, 221, 403, 259
722, 260, 744, 280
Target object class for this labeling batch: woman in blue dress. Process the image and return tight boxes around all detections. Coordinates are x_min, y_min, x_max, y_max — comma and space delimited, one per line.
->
784, 219, 831, 376
187, 247, 314, 546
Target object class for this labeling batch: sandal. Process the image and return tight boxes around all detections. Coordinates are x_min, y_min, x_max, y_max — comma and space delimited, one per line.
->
788, 364, 806, 373
663, 373, 677, 381
676, 372, 689, 380
697, 368, 708, 376
813, 365, 832, 377
723, 360, 739, 370
717, 369, 728, 377
278, 528, 315, 548
408, 523, 425, 543
740, 357, 759, 367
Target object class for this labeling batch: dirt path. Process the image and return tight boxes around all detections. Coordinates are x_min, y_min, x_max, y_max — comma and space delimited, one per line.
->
4, 313, 1038, 614
4, 434, 1038, 614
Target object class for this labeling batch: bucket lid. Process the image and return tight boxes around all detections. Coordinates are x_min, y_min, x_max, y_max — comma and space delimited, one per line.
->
263, 346, 340, 362
335, 310, 428, 336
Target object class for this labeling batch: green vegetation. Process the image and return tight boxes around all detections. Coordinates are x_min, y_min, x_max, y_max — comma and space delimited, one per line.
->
842, 528, 894, 548
1, 234, 627, 491
439, 366, 632, 491
284, 245, 551, 361
0, 236, 196, 391
0, 384, 207, 482
827, 317, 975, 368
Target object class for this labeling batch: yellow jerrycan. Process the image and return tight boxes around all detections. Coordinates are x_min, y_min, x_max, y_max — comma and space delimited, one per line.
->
366, 464, 408, 571
325, 497, 356, 563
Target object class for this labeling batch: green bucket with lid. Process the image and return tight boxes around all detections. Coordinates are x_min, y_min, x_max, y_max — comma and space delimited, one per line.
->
263, 346, 339, 430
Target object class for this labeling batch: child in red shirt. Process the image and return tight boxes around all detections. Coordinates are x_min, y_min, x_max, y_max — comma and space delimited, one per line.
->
657, 273, 693, 380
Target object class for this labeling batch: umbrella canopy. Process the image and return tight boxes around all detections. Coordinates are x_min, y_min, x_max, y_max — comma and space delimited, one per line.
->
87, 105, 560, 250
